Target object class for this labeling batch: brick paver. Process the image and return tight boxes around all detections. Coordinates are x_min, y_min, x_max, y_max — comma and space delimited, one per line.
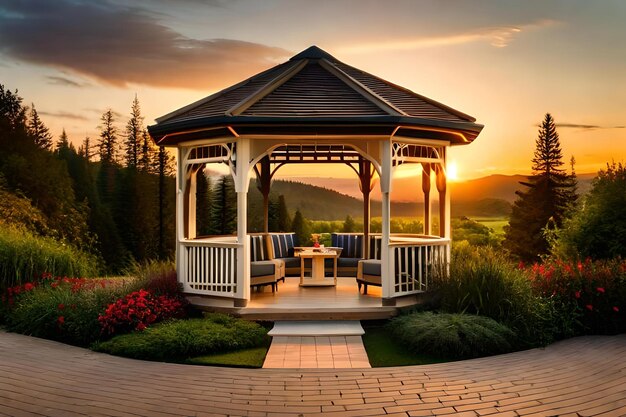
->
0, 331, 624, 416
263, 335, 371, 368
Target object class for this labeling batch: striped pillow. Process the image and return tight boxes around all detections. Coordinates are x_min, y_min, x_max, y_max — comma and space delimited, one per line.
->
270, 234, 297, 258
331, 234, 363, 258
250, 235, 269, 261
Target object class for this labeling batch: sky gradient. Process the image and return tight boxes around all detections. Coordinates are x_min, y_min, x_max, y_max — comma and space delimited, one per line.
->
1, 0, 625, 180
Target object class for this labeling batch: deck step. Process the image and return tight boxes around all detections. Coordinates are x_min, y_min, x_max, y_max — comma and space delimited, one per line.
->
268, 321, 364, 336
236, 307, 397, 321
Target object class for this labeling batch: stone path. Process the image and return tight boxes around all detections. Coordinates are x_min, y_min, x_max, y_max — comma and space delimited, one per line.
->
1, 331, 625, 416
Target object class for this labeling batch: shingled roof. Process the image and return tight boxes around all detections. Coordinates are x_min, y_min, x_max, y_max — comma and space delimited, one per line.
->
149, 46, 483, 145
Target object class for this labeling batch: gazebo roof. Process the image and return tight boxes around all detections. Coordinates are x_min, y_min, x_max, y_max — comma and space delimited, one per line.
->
149, 46, 483, 145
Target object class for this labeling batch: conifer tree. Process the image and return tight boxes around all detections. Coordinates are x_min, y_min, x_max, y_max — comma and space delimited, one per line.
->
124, 96, 143, 168
196, 168, 212, 236
56, 128, 70, 152
504, 113, 578, 261
28, 104, 53, 150
79, 136, 95, 161
276, 195, 291, 232
209, 175, 236, 235
139, 129, 154, 172
156, 145, 175, 258
343, 214, 356, 233
291, 209, 310, 246
0, 85, 27, 133
98, 109, 118, 163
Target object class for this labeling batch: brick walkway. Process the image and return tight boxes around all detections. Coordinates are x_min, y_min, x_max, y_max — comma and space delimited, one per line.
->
263, 336, 371, 368
0, 331, 625, 416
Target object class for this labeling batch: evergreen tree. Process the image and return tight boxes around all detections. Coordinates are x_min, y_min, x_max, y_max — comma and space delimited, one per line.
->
139, 129, 155, 172
98, 109, 118, 163
267, 196, 280, 232
28, 104, 53, 150
196, 168, 212, 236
209, 175, 236, 235
56, 128, 70, 152
0, 85, 27, 134
79, 136, 95, 161
291, 209, 310, 246
155, 145, 175, 257
276, 195, 291, 232
124, 96, 143, 168
343, 214, 356, 233
504, 113, 578, 261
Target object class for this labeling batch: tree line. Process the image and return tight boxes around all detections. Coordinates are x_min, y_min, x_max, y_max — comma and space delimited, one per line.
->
0, 85, 175, 273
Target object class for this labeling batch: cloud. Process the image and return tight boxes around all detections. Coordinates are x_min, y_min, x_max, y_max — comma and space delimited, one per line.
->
46, 76, 90, 88
0, 1, 290, 90
39, 110, 89, 121
553, 123, 626, 130
338, 19, 560, 53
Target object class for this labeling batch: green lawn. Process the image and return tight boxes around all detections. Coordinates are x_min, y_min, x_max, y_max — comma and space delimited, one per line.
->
187, 346, 268, 368
361, 324, 449, 367
472, 217, 508, 235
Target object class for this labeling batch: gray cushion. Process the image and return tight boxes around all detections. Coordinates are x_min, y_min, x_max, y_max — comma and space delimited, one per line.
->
281, 257, 301, 269
250, 261, 275, 277
361, 260, 381, 276
337, 258, 360, 268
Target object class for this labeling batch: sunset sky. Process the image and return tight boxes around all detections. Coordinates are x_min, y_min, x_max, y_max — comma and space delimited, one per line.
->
1, 0, 625, 180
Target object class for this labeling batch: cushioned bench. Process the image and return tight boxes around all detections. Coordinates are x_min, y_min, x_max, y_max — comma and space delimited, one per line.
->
330, 233, 363, 276
356, 235, 383, 294
250, 234, 284, 292
268, 233, 301, 276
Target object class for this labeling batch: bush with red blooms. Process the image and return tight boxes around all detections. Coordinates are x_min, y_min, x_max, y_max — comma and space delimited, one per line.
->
524, 258, 626, 335
99, 289, 187, 336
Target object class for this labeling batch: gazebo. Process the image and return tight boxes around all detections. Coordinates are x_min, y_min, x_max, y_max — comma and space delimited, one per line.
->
148, 46, 483, 315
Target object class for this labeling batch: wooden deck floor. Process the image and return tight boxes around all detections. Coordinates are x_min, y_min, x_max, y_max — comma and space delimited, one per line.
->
241, 277, 397, 320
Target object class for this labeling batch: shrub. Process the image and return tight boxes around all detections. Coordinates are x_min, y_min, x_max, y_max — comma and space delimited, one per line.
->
432, 242, 554, 346
99, 289, 187, 335
552, 162, 626, 260
0, 223, 100, 290
4, 276, 132, 346
93, 314, 269, 361
126, 260, 180, 296
526, 258, 626, 335
388, 312, 516, 360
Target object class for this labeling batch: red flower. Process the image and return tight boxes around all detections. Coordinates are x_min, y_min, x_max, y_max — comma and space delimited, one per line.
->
57, 316, 65, 325
136, 323, 146, 331
574, 291, 581, 299
613, 306, 620, 313
24, 283, 34, 291
518, 261, 525, 270
58, 303, 65, 310
577, 262, 583, 271
585, 304, 593, 311
596, 287, 605, 294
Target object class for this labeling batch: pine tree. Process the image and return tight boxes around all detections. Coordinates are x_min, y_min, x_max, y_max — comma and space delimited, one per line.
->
28, 104, 53, 150
196, 168, 212, 236
504, 113, 578, 261
56, 128, 70, 152
139, 129, 155, 172
156, 145, 175, 258
276, 195, 291, 232
0, 85, 27, 133
79, 136, 95, 161
209, 175, 236, 235
98, 109, 118, 163
124, 96, 143, 168
291, 209, 310, 246
343, 214, 356, 233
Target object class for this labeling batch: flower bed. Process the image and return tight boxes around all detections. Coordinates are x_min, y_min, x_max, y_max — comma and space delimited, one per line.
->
525, 258, 626, 335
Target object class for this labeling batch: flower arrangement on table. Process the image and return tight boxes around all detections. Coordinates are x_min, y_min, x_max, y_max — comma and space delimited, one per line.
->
311, 233, 321, 248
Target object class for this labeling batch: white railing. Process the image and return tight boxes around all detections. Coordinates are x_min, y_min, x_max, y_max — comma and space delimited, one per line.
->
388, 235, 449, 297
180, 238, 240, 297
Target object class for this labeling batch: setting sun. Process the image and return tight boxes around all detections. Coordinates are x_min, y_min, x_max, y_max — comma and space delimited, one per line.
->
447, 161, 459, 181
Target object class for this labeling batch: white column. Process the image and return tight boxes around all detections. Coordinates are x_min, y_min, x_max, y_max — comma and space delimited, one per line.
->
176, 147, 186, 291
234, 138, 251, 306
380, 140, 394, 302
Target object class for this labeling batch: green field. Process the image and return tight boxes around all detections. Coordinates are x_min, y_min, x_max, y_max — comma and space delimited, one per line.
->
471, 217, 508, 235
